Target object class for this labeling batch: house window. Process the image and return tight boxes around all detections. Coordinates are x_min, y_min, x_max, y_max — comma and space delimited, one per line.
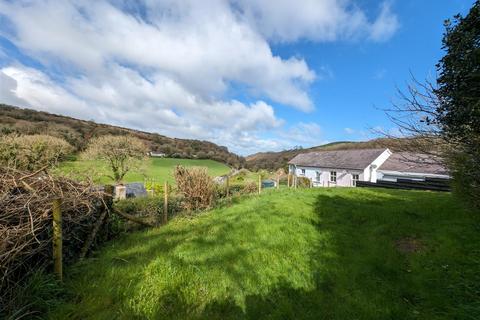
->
316, 171, 321, 181
330, 171, 337, 183
301, 169, 306, 176
352, 174, 359, 186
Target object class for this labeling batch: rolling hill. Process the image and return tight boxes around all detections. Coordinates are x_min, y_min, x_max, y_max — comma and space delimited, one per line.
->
0, 104, 245, 168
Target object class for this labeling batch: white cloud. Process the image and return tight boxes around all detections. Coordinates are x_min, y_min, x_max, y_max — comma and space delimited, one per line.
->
0, 0, 399, 154
0, 0, 315, 111
232, 0, 399, 42
1, 66, 95, 120
344, 127, 355, 134
0, 65, 282, 153
368, 2, 400, 42
0, 70, 28, 107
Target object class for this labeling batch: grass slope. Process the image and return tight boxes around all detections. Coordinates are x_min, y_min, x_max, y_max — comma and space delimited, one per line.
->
49, 188, 479, 319
57, 157, 230, 184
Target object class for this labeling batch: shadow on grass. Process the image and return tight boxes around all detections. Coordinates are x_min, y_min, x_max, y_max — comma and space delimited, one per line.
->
56, 188, 479, 320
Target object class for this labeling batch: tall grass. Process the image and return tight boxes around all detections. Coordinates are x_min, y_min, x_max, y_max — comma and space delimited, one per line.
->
2, 270, 64, 320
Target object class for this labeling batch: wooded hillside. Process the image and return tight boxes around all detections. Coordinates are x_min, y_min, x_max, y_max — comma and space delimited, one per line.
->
0, 104, 245, 168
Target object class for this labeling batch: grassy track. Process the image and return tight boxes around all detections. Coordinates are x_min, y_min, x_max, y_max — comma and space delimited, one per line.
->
49, 188, 480, 319
56, 157, 230, 184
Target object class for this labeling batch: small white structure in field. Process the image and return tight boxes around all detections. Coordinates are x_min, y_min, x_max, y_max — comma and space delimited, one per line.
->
149, 152, 166, 157
289, 148, 392, 187
289, 148, 449, 187
114, 184, 127, 200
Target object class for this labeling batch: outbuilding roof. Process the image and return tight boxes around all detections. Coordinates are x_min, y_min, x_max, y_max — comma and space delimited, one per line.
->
378, 152, 449, 175
288, 148, 387, 170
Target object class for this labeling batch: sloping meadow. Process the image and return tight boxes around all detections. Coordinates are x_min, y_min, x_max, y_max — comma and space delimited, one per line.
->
48, 188, 480, 319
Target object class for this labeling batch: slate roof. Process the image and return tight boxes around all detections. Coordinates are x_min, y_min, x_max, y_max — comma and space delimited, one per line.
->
288, 148, 387, 170
378, 152, 449, 175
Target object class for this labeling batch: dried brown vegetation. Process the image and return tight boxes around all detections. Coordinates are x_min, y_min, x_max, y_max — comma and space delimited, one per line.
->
174, 166, 215, 212
0, 167, 108, 312
242, 181, 258, 194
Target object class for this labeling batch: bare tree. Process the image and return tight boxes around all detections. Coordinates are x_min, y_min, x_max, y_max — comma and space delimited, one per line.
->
379, 76, 451, 167
82, 135, 148, 184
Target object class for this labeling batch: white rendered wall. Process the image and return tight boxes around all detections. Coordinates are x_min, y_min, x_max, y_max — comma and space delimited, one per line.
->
293, 166, 363, 187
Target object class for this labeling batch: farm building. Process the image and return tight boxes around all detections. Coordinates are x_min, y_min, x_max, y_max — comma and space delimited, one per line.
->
149, 151, 166, 157
288, 148, 449, 187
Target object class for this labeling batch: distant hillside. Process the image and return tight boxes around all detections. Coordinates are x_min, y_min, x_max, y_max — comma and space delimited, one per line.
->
245, 138, 429, 171
0, 104, 245, 168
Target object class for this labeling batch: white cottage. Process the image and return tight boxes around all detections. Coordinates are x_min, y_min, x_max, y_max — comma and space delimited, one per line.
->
288, 148, 392, 187
288, 148, 450, 187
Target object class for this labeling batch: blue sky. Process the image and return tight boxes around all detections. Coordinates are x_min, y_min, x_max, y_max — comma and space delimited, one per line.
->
270, 0, 474, 142
0, 0, 475, 155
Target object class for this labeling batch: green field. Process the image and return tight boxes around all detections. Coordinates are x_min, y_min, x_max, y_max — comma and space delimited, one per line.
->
57, 157, 231, 184
48, 188, 479, 319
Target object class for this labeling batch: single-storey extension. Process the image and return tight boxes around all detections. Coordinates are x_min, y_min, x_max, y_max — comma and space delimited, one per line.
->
377, 152, 449, 182
288, 148, 449, 187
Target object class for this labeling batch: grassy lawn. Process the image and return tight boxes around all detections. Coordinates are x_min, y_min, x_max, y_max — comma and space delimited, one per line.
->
56, 157, 231, 184
49, 188, 480, 319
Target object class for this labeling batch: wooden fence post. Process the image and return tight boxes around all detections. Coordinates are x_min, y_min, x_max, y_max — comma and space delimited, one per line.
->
258, 174, 262, 195
226, 176, 230, 198
163, 181, 168, 225
52, 199, 62, 281
294, 175, 297, 189
276, 175, 280, 190
287, 174, 290, 188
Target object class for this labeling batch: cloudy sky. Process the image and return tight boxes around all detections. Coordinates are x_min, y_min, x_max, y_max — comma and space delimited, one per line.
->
0, 0, 474, 155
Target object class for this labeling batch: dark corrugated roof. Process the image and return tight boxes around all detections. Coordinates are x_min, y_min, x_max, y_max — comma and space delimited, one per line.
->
288, 149, 387, 170
378, 152, 449, 175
